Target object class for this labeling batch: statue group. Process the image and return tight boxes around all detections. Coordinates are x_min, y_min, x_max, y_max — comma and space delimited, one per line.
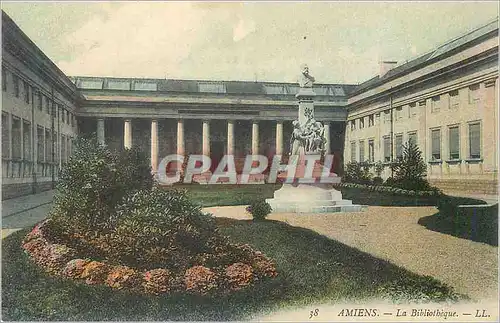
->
290, 65, 326, 155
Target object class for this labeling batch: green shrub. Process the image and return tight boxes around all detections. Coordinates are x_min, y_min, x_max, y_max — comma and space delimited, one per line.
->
48, 137, 153, 241
103, 188, 219, 270
246, 200, 272, 220
392, 141, 431, 191
373, 176, 383, 185
344, 161, 372, 184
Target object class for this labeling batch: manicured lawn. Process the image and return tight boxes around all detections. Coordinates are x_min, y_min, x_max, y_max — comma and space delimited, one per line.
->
164, 183, 485, 207
164, 184, 281, 207
2, 219, 466, 321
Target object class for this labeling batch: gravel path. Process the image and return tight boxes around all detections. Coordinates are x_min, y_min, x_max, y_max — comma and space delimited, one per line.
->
203, 205, 498, 302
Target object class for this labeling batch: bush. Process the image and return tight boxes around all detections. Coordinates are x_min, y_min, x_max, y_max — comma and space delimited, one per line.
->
143, 268, 175, 295
224, 262, 254, 291
344, 161, 372, 184
184, 266, 218, 295
373, 176, 383, 185
246, 200, 272, 220
47, 137, 153, 241
392, 141, 431, 191
102, 188, 219, 270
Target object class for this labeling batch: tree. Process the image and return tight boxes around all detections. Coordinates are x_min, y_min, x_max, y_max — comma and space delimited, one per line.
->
392, 140, 430, 190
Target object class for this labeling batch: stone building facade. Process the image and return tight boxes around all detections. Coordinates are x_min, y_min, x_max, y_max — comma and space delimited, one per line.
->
1, 11, 498, 198
346, 18, 498, 194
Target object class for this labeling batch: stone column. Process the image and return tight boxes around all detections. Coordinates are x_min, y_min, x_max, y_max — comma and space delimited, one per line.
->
227, 120, 234, 155
124, 119, 132, 149
323, 121, 331, 155
276, 121, 283, 155
97, 118, 105, 145
151, 119, 158, 173
177, 119, 184, 155
202, 120, 210, 156
252, 121, 259, 155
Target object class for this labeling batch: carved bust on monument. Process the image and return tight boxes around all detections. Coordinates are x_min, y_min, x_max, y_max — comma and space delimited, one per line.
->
298, 64, 315, 88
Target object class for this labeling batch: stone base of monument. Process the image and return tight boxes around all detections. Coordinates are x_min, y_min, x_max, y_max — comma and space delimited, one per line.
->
266, 183, 366, 213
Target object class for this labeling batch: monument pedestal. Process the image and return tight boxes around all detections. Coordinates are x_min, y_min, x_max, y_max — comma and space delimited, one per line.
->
266, 183, 365, 213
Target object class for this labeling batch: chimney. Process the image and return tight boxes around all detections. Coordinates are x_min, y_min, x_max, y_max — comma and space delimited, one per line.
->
379, 61, 398, 77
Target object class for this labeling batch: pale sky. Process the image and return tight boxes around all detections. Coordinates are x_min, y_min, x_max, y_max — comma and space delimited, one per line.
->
2, 2, 498, 84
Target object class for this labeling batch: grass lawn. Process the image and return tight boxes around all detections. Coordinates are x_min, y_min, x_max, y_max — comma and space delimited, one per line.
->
164, 183, 485, 207
2, 219, 466, 321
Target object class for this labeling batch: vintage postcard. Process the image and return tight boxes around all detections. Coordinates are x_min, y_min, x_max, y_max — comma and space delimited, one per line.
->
1, 1, 498, 322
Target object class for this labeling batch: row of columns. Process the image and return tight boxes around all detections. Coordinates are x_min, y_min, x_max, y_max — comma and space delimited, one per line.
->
97, 118, 332, 172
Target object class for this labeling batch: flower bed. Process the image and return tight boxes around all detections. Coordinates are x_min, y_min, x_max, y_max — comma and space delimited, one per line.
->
22, 220, 278, 296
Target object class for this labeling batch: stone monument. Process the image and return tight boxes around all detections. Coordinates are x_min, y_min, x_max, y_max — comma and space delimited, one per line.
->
266, 65, 364, 213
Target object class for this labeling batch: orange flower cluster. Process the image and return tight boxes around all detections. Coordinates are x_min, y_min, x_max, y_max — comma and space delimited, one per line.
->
184, 266, 218, 295
22, 220, 278, 296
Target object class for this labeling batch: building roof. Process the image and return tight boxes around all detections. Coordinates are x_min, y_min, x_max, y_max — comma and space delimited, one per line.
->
70, 75, 358, 98
351, 17, 499, 96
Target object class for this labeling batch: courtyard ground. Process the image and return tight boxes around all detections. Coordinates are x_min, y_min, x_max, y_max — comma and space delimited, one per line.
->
1, 189, 498, 320
204, 205, 498, 302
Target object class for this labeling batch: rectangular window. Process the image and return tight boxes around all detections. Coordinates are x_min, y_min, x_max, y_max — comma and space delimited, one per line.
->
431, 95, 440, 113
350, 120, 355, 131
383, 136, 391, 162
61, 134, 67, 163
135, 81, 157, 91
469, 123, 481, 159
107, 80, 130, 90
469, 84, 480, 104
431, 128, 441, 160
198, 82, 225, 93
359, 117, 365, 129
368, 115, 374, 127
368, 139, 374, 162
408, 132, 417, 147
37, 126, 44, 162
314, 86, 330, 95
2, 112, 9, 158
38, 92, 43, 111
384, 110, 391, 123
395, 134, 403, 159
351, 141, 356, 162
395, 107, 403, 120
448, 126, 460, 160
11, 117, 21, 159
359, 140, 365, 162
23, 120, 31, 161
24, 81, 30, 104
13, 74, 19, 98
79, 79, 103, 89
61, 108, 65, 124
408, 103, 417, 118
46, 97, 51, 115
449, 90, 459, 109
2, 66, 6, 92
264, 85, 287, 95
45, 129, 52, 162
331, 86, 345, 96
